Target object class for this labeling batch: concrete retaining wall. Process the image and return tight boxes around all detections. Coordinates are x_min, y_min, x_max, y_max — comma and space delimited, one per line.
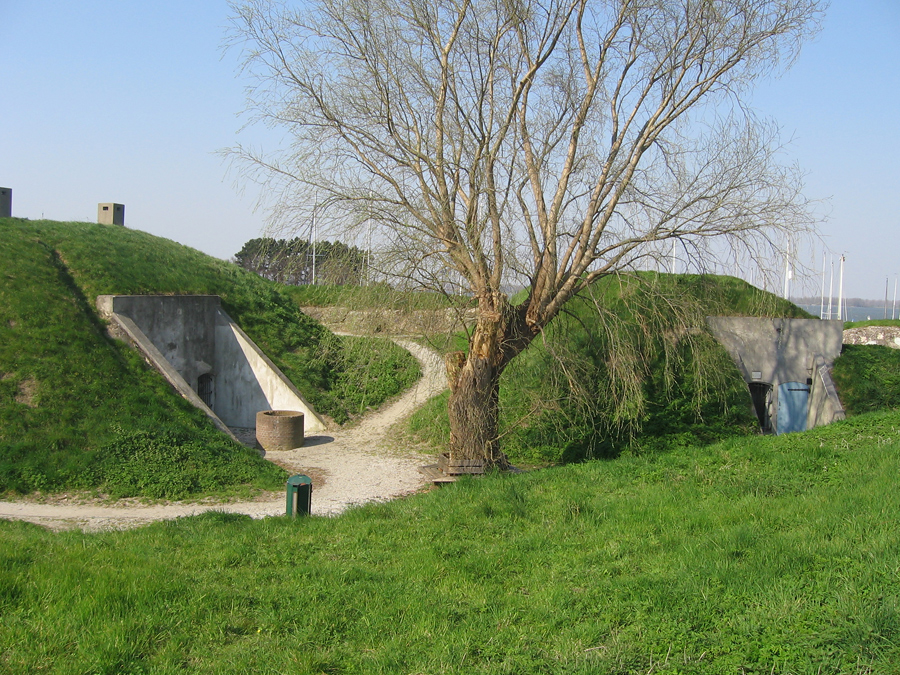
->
807, 355, 846, 429
97, 295, 325, 435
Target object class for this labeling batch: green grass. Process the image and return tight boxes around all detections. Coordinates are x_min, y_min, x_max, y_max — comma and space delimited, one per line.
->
0, 218, 419, 496
284, 282, 472, 311
844, 319, 900, 329
833, 344, 900, 416
3, 411, 900, 673
409, 273, 807, 465
309, 333, 421, 424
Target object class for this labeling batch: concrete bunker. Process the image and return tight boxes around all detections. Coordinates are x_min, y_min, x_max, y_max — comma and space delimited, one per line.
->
98, 203, 125, 226
97, 295, 325, 443
0, 187, 11, 218
707, 317, 845, 435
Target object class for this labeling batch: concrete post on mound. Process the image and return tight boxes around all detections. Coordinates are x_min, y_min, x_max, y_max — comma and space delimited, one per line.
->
0, 188, 11, 218
98, 203, 125, 226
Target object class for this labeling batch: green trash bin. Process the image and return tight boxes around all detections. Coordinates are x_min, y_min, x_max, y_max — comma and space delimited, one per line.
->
286, 474, 312, 517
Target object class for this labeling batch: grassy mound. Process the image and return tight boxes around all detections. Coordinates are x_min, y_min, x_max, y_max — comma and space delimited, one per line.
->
833, 344, 900, 416
285, 282, 467, 311
410, 273, 811, 464
0, 218, 418, 496
3, 409, 900, 672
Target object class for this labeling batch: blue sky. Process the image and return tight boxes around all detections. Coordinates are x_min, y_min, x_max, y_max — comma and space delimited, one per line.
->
1, 0, 898, 300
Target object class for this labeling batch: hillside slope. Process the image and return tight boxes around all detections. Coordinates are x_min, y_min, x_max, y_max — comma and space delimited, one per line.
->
0, 218, 418, 496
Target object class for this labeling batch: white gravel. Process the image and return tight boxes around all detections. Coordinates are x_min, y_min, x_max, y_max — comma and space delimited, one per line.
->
0, 339, 446, 531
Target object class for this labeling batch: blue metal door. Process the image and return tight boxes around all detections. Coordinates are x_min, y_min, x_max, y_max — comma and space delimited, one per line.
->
776, 382, 810, 434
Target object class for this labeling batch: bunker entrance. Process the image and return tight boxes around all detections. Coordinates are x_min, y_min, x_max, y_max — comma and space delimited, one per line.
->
777, 381, 810, 435
197, 373, 214, 408
748, 382, 773, 433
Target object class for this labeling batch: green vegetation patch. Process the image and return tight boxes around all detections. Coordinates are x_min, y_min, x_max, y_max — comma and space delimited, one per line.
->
305, 334, 421, 424
3, 411, 900, 672
833, 344, 900, 415
284, 282, 470, 311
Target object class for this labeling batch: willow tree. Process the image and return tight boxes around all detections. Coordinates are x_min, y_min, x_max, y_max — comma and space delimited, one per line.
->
228, 0, 823, 467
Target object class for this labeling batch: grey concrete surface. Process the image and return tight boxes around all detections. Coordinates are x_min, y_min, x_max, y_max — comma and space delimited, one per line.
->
97, 202, 125, 225
0, 187, 11, 218
97, 295, 325, 437
808, 355, 845, 429
707, 317, 845, 434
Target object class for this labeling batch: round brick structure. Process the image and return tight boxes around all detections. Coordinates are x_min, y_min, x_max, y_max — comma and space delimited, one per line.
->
255, 410, 305, 451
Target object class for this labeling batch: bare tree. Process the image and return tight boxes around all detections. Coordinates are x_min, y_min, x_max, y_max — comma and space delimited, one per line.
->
227, 0, 823, 468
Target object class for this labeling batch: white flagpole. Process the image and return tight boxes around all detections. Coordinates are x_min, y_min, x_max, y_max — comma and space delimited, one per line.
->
893, 275, 898, 321
827, 257, 834, 320
837, 255, 845, 322
819, 249, 826, 319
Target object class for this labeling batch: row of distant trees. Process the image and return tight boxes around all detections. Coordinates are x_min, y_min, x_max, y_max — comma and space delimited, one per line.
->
233, 238, 368, 286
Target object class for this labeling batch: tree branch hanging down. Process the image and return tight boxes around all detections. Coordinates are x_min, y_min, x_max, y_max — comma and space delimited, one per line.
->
227, 0, 824, 467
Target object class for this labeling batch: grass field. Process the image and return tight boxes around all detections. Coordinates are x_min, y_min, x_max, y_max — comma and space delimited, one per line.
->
4, 220, 900, 672
2, 409, 900, 673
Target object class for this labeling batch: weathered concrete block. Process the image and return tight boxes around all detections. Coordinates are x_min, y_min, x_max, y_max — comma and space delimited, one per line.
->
98, 203, 125, 225
0, 187, 11, 218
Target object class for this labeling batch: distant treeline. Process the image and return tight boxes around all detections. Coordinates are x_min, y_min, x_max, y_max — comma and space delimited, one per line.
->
793, 296, 889, 308
233, 238, 367, 286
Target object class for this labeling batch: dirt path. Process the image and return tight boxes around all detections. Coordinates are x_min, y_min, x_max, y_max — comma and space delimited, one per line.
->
0, 339, 446, 531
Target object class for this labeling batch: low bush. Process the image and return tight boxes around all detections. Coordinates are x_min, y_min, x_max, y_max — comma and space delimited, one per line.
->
304, 334, 421, 424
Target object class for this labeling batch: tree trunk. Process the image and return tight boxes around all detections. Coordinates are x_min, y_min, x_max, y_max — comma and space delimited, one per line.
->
446, 351, 508, 469
444, 293, 536, 470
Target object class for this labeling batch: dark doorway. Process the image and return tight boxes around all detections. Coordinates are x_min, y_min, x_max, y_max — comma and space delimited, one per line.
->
198, 373, 214, 408
748, 382, 773, 433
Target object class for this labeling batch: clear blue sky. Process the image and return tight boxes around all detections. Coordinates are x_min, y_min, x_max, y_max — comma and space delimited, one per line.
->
2, 0, 898, 300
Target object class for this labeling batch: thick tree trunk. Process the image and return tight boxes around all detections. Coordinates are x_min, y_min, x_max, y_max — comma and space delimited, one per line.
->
444, 292, 537, 470
446, 351, 508, 469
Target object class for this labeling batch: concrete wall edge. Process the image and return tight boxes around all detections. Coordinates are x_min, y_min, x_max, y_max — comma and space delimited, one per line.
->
218, 308, 327, 431
96, 296, 240, 443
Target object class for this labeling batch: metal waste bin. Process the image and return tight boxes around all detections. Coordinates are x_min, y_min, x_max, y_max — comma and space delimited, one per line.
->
286, 474, 312, 517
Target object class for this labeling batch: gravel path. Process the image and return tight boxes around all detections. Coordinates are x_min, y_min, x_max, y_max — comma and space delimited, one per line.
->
0, 339, 446, 531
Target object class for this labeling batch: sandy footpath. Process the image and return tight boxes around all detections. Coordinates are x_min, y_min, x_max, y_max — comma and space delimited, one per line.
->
0, 339, 446, 531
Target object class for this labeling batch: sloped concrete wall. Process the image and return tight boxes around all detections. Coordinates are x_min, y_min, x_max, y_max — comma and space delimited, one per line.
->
97, 296, 236, 442
97, 295, 325, 434
101, 295, 218, 389
807, 356, 846, 429
213, 309, 325, 430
